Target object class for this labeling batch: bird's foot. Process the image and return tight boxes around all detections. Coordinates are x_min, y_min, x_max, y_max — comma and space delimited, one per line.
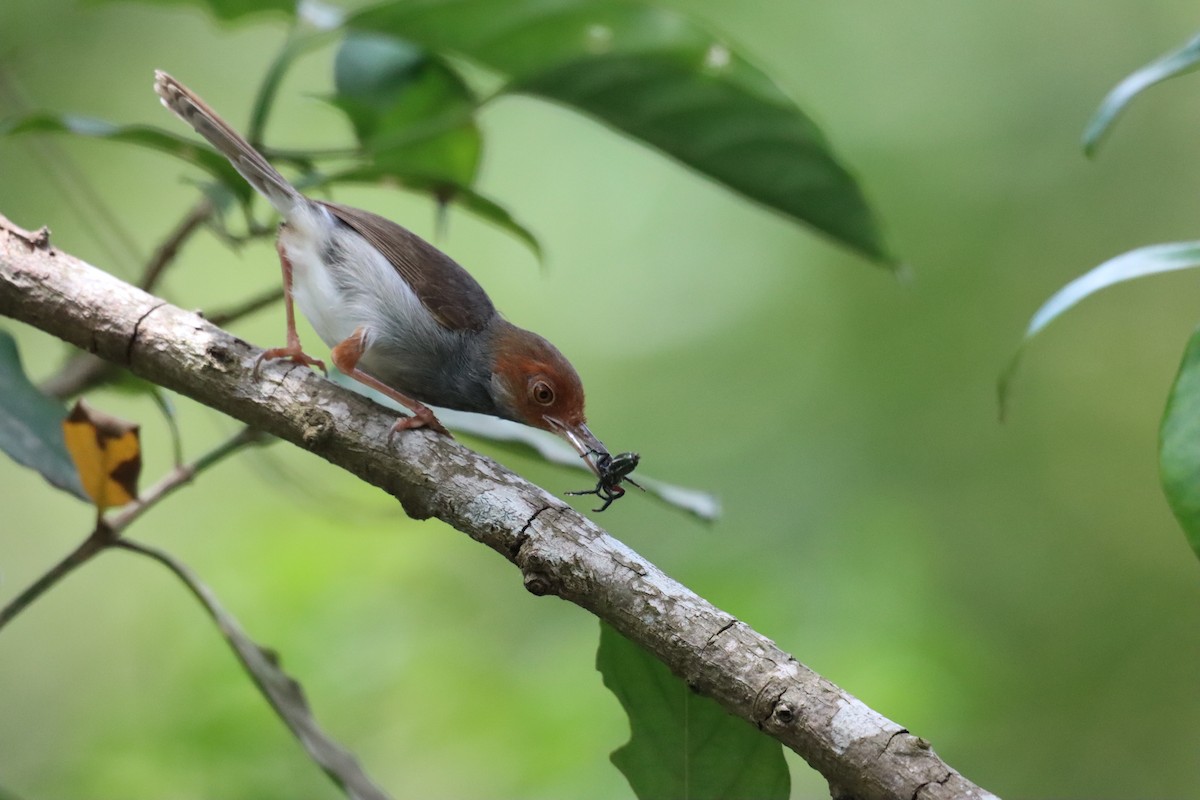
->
254, 345, 327, 377
388, 406, 452, 442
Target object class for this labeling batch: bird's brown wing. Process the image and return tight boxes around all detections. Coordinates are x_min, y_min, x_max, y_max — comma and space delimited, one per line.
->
321, 201, 496, 332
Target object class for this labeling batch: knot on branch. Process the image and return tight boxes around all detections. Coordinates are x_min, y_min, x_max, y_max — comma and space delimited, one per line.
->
522, 570, 551, 596
0, 213, 51, 249
753, 681, 791, 730
205, 341, 242, 372
772, 701, 796, 725
299, 407, 335, 446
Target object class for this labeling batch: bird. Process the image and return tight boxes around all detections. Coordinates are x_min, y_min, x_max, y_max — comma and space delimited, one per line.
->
153, 70, 612, 476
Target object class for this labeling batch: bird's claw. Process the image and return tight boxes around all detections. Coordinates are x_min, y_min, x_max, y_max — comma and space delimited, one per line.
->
255, 345, 327, 377
387, 407, 452, 442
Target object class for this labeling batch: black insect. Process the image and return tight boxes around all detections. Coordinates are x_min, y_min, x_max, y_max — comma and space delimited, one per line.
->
568, 450, 643, 512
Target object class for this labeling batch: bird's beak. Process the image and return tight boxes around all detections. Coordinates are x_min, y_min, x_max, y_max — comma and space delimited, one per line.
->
548, 419, 609, 477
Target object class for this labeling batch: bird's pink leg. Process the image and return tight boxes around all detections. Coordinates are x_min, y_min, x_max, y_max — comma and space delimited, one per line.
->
255, 239, 326, 376
331, 327, 451, 439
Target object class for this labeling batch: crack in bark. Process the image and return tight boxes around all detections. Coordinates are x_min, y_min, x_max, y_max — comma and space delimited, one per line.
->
705, 617, 739, 646
510, 504, 552, 560
126, 301, 167, 364
882, 727, 909, 755
912, 769, 952, 800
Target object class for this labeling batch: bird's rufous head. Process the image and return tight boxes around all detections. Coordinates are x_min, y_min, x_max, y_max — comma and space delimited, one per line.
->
489, 321, 608, 476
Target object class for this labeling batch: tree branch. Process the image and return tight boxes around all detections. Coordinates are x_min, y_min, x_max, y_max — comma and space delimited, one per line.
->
0, 217, 998, 800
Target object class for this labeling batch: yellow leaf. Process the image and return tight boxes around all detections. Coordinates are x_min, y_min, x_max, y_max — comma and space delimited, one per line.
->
62, 400, 142, 511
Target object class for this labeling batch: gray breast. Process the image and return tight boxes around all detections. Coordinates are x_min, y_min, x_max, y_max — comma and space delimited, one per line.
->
358, 320, 499, 415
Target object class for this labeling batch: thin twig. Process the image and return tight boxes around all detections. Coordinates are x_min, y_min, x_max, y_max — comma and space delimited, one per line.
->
38, 352, 112, 401
0, 523, 112, 632
138, 199, 212, 292
206, 285, 284, 327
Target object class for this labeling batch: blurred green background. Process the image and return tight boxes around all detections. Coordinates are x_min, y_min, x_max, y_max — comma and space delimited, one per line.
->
3, 1, 1200, 798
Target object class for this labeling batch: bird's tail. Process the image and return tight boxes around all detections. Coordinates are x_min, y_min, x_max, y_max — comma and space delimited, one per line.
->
154, 70, 302, 215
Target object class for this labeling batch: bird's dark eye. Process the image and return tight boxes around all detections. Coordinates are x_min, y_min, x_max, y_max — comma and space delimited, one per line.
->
531, 380, 555, 406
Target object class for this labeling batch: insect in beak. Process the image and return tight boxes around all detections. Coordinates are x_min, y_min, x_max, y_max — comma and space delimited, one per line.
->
567, 450, 643, 512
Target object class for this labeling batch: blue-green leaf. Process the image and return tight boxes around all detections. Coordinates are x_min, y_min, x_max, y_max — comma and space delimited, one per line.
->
598, 622, 789, 799
1083, 31, 1200, 157
1025, 242, 1200, 341
0, 331, 86, 499
1160, 327, 1200, 561
1000, 242, 1200, 414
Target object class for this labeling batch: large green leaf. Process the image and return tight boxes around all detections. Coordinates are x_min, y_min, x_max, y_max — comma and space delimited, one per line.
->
1000, 242, 1200, 414
0, 113, 255, 206
1160, 328, 1200, 561
0, 331, 86, 499
333, 32, 481, 186
1083, 31, 1200, 157
597, 622, 789, 799
350, 0, 892, 265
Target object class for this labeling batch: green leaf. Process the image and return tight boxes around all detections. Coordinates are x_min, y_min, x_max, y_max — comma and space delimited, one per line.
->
349, 0, 892, 265
334, 32, 429, 109
1160, 328, 1200, 561
0, 331, 86, 499
1083, 32, 1200, 157
83, 0, 293, 22
333, 32, 481, 186
0, 113, 255, 206
597, 622, 789, 800
999, 242, 1200, 415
